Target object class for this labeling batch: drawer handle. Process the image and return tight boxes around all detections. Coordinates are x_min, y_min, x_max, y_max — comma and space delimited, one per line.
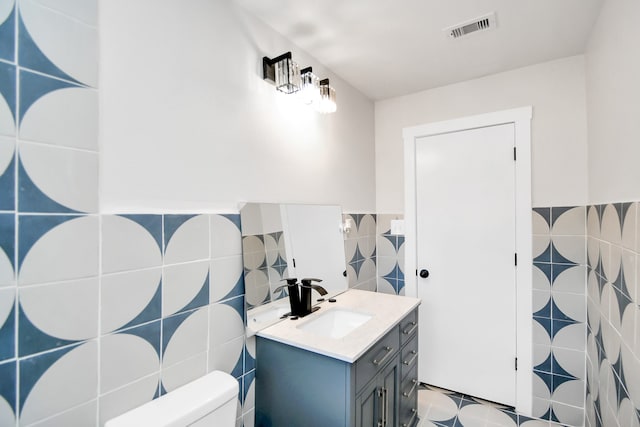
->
372, 346, 394, 366
403, 350, 418, 366
402, 321, 418, 336
401, 408, 418, 427
402, 379, 418, 398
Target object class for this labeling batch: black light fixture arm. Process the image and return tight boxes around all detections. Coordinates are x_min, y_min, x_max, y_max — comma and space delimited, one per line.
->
262, 51, 293, 84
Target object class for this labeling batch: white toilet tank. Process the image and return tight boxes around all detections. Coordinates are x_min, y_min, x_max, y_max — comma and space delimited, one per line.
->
104, 371, 238, 427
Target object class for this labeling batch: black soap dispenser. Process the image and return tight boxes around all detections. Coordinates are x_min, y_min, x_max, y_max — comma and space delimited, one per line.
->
300, 278, 323, 316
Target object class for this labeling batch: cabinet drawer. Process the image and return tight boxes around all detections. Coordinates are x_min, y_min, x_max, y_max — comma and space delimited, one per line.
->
400, 365, 418, 402
399, 309, 418, 345
355, 327, 399, 393
399, 402, 419, 427
400, 335, 419, 380
399, 365, 419, 427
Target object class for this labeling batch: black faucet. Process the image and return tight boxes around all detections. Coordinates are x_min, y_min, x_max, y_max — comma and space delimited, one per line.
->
300, 278, 327, 316
273, 278, 303, 317
274, 278, 327, 317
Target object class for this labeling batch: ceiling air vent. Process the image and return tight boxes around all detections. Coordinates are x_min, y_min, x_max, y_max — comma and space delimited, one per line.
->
445, 12, 496, 39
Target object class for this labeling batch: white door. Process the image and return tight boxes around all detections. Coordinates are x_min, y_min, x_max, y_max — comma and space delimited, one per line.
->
416, 123, 517, 406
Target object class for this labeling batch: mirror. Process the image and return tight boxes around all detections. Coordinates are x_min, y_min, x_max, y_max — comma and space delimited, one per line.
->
241, 203, 348, 335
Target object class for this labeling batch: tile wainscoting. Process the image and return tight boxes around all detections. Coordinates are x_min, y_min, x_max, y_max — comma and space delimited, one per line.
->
532, 203, 640, 427
0, 213, 253, 426
532, 206, 588, 425
376, 214, 406, 295
344, 213, 378, 292
585, 204, 640, 427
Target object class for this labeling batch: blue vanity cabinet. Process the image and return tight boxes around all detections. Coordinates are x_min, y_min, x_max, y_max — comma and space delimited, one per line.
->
255, 309, 419, 427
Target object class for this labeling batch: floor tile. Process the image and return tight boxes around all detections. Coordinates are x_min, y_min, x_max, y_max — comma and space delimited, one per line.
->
417, 385, 572, 427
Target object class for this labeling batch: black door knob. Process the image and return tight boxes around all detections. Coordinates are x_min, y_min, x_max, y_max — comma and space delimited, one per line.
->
419, 269, 429, 278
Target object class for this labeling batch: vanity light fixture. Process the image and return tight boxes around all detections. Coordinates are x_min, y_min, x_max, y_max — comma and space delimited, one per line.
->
263, 51, 300, 94
262, 52, 337, 113
299, 67, 320, 105
316, 78, 337, 113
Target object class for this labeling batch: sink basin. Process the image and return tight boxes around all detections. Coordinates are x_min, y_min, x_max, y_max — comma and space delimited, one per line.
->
297, 308, 372, 339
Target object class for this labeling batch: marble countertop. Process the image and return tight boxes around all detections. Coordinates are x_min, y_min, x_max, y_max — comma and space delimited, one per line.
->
256, 289, 421, 362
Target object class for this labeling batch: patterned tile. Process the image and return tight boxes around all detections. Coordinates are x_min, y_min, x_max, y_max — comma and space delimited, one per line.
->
164, 214, 209, 263
375, 214, 404, 294
212, 257, 244, 304
17, 214, 98, 285
533, 208, 551, 235
18, 0, 97, 86
0, 288, 14, 362
0, 61, 16, 136
532, 206, 588, 421
19, 85, 98, 151
552, 206, 586, 236
211, 214, 242, 258
417, 385, 572, 427
102, 215, 162, 274
161, 308, 207, 365
160, 352, 207, 395
19, 277, 98, 356
18, 141, 98, 213
344, 212, 377, 291
19, 341, 97, 425
0, 136, 14, 211
101, 268, 162, 334
162, 261, 209, 317
0, 359, 16, 425
0, 213, 14, 287
209, 296, 245, 378
100, 321, 161, 394
98, 373, 159, 427
585, 202, 640, 426
0, 0, 15, 62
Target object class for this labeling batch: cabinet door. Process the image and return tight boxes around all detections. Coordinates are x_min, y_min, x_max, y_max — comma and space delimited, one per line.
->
356, 356, 400, 427
380, 357, 399, 427
356, 378, 381, 427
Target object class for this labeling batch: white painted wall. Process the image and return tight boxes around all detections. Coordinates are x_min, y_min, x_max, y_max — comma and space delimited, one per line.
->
375, 55, 589, 212
100, 0, 375, 213
585, 0, 640, 204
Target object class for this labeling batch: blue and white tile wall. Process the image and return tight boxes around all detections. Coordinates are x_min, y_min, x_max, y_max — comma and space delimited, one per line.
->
343, 213, 377, 292
532, 206, 588, 426
585, 203, 640, 427
3, 213, 251, 426
242, 231, 288, 309
98, 214, 249, 426
376, 214, 405, 295
0, 0, 255, 425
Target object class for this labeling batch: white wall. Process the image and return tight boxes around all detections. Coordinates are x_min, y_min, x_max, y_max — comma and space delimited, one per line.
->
585, 0, 640, 204
375, 55, 589, 212
100, 0, 375, 213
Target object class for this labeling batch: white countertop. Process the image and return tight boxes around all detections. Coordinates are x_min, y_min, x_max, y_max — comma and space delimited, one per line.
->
256, 289, 421, 362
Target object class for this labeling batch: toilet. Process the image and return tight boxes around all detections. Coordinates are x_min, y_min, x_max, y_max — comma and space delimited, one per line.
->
104, 371, 239, 427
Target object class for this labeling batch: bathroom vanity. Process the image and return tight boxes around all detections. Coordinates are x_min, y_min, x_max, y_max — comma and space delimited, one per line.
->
255, 289, 421, 427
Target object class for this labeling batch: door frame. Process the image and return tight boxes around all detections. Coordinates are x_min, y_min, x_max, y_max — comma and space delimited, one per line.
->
403, 107, 533, 415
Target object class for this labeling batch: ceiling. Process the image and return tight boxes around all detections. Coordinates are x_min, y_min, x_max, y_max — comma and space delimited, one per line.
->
235, 0, 603, 100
